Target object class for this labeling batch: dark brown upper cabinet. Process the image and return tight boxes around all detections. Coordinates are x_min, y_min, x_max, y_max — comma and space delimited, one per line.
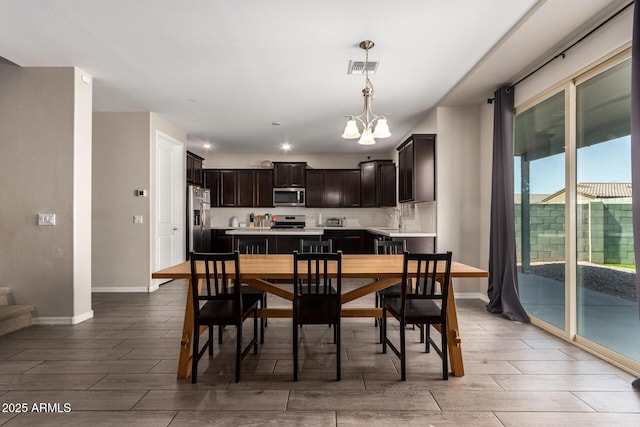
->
397, 134, 435, 203
305, 169, 360, 208
273, 162, 306, 188
186, 151, 204, 185
359, 160, 396, 207
219, 169, 273, 207
202, 169, 219, 207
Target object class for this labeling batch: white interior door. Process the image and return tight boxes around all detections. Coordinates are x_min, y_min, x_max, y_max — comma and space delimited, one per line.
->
154, 132, 184, 286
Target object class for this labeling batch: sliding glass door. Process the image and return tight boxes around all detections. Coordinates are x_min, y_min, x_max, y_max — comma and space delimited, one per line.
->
514, 90, 566, 330
514, 52, 638, 369
575, 58, 638, 361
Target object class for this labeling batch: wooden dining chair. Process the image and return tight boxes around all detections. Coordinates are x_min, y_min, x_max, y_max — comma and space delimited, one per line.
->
299, 238, 333, 253
189, 251, 258, 383
374, 239, 407, 342
382, 251, 453, 380
292, 250, 343, 381
236, 238, 269, 343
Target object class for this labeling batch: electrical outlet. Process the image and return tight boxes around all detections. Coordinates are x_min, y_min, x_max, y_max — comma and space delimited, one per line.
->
133, 215, 144, 224
38, 213, 56, 226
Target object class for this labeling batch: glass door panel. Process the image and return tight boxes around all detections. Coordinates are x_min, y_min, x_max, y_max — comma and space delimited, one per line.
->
514, 91, 566, 330
575, 58, 639, 362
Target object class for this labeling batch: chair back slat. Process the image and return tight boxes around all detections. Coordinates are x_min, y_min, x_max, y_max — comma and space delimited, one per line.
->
189, 251, 242, 318
299, 239, 333, 253
236, 238, 269, 254
293, 251, 342, 297
401, 252, 453, 316
374, 239, 406, 255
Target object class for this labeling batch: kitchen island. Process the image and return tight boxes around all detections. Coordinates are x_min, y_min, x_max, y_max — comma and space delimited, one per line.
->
213, 226, 436, 254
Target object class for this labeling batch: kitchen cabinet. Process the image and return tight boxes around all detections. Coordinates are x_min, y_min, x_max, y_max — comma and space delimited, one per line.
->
228, 234, 315, 254
211, 229, 233, 252
305, 169, 360, 208
305, 170, 324, 207
219, 169, 273, 207
202, 169, 219, 206
397, 134, 435, 203
254, 169, 273, 207
186, 151, 204, 185
324, 230, 365, 254
273, 162, 306, 188
374, 234, 435, 253
236, 170, 254, 207
359, 160, 396, 207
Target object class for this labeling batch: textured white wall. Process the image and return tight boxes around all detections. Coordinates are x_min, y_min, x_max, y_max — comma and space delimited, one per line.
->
92, 112, 151, 289
515, 6, 633, 107
0, 62, 87, 321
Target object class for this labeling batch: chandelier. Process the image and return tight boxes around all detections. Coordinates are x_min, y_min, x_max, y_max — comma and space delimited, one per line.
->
342, 40, 391, 145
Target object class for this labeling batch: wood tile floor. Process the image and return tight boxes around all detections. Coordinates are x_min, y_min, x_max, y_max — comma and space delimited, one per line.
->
1, 279, 639, 426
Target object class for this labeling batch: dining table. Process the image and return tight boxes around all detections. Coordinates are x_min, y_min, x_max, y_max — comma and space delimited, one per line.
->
152, 253, 489, 380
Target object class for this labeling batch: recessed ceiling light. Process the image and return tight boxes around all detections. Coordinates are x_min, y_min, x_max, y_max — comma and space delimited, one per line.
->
203, 143, 211, 149
281, 143, 291, 151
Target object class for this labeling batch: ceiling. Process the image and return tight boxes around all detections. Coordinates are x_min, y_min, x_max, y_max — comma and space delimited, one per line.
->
0, 0, 630, 157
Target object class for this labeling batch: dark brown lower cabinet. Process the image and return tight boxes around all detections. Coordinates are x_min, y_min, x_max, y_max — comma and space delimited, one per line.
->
324, 230, 365, 254
220, 231, 434, 255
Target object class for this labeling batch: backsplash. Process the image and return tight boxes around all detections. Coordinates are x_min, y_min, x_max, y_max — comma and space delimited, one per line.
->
210, 203, 436, 233
211, 206, 394, 228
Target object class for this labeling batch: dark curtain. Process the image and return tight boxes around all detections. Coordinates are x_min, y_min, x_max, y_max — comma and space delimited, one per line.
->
487, 86, 530, 323
630, 1, 640, 390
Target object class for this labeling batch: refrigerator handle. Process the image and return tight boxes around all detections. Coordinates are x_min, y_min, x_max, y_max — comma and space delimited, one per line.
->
199, 199, 205, 232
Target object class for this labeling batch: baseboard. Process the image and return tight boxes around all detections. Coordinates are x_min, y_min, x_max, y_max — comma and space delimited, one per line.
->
32, 309, 94, 325
455, 292, 489, 302
92, 286, 158, 293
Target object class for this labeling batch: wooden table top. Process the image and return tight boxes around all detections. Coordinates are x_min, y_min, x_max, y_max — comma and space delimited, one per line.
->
152, 254, 488, 280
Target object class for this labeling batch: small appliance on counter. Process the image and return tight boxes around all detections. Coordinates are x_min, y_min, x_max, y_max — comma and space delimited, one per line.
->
325, 217, 344, 227
230, 216, 239, 227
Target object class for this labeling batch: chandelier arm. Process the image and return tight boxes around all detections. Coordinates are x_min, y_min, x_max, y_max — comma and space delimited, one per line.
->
342, 39, 390, 144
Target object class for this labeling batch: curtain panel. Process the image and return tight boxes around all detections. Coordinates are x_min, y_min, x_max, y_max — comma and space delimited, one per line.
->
487, 86, 530, 323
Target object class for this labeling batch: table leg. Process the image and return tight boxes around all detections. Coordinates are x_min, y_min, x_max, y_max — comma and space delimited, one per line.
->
177, 278, 196, 379
446, 278, 464, 376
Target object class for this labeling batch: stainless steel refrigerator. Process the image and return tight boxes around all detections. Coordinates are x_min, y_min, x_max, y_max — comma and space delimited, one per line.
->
187, 185, 211, 257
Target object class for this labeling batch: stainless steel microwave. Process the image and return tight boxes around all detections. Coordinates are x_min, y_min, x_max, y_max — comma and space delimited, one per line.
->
273, 188, 305, 207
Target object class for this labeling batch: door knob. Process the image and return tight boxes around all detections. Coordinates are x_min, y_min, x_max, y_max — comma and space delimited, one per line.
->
172, 227, 178, 231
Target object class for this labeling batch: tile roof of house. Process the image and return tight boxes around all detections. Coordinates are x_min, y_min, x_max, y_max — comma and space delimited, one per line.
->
541, 182, 632, 203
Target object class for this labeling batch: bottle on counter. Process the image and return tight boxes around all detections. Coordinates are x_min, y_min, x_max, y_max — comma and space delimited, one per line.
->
249, 212, 255, 228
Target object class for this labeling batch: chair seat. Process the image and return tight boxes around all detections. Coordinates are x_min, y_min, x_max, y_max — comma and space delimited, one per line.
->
384, 297, 443, 324
241, 285, 264, 303
199, 299, 256, 323
298, 285, 337, 295
379, 278, 436, 298
378, 283, 402, 298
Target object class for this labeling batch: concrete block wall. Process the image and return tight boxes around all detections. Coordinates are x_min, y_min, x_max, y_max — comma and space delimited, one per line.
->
515, 201, 634, 265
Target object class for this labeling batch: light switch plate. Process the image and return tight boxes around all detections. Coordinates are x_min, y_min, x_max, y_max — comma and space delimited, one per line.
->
38, 213, 56, 226
133, 215, 144, 224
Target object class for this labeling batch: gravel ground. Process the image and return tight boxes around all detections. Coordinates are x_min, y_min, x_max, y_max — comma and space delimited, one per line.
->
521, 262, 637, 301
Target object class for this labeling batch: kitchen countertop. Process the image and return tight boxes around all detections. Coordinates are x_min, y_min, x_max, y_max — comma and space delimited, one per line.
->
221, 226, 435, 238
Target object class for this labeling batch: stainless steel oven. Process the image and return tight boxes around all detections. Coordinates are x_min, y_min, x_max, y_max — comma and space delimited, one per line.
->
273, 187, 305, 207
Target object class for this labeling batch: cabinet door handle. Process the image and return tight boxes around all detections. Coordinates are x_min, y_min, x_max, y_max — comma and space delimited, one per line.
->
172, 227, 178, 231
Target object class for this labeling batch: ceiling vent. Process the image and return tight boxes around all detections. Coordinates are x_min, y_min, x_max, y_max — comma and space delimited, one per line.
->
347, 60, 379, 75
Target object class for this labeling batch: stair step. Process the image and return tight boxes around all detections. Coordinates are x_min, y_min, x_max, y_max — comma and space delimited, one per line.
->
0, 287, 10, 306
0, 305, 34, 336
